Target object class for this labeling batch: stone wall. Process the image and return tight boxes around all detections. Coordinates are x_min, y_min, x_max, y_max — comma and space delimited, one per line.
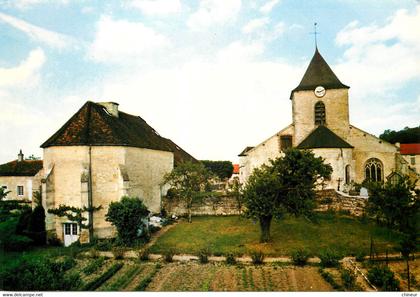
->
315, 189, 367, 216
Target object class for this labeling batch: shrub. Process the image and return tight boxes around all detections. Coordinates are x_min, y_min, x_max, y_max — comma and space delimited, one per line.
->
0, 256, 82, 291
251, 251, 264, 265
355, 251, 367, 262
367, 265, 400, 291
149, 225, 161, 234
319, 250, 341, 268
58, 256, 77, 271
82, 262, 124, 291
137, 249, 150, 261
96, 239, 113, 251
3, 235, 33, 251
83, 257, 105, 275
135, 263, 162, 291
198, 248, 210, 264
105, 196, 150, 245
89, 248, 100, 259
164, 249, 175, 262
319, 268, 342, 290
112, 246, 125, 259
341, 269, 357, 290
291, 249, 310, 266
47, 233, 62, 246
27, 205, 46, 245
225, 253, 236, 265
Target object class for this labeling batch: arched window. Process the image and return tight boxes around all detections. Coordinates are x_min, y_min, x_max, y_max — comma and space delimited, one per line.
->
345, 165, 351, 184
364, 158, 383, 182
314, 101, 326, 125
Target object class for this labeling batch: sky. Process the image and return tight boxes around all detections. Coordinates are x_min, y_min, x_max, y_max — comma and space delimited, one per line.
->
0, 0, 419, 164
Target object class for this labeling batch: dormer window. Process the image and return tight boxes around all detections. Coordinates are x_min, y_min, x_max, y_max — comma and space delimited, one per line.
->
314, 101, 326, 125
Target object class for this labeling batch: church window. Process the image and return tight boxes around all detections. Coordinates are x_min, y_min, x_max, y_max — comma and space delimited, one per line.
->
314, 101, 326, 125
17, 185, 24, 196
364, 158, 383, 182
280, 135, 292, 150
345, 165, 351, 184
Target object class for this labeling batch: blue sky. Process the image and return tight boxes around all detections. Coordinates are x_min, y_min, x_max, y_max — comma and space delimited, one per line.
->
0, 0, 419, 164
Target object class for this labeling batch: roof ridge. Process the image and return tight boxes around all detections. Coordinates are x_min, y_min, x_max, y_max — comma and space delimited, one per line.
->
297, 125, 353, 149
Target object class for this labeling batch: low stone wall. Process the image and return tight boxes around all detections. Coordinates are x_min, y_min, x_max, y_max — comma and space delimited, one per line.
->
162, 194, 242, 216
315, 189, 367, 216
163, 189, 368, 217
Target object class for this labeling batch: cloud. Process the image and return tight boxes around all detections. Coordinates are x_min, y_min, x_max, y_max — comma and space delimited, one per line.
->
127, 0, 182, 16
7, 0, 69, 9
260, 0, 280, 14
242, 17, 270, 34
0, 12, 75, 49
88, 16, 171, 63
187, 0, 241, 30
0, 48, 46, 87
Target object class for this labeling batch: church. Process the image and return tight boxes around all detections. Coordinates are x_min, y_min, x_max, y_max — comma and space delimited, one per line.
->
239, 48, 408, 191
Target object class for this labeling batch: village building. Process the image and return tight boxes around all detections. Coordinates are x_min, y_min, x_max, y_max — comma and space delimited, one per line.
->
239, 48, 409, 191
0, 150, 43, 201
399, 143, 420, 174
40, 101, 196, 246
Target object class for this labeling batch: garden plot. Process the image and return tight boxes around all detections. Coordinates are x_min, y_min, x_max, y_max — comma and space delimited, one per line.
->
387, 259, 419, 291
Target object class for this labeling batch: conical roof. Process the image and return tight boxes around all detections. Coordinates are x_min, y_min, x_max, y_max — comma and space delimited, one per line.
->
296, 125, 353, 149
41, 101, 197, 165
290, 48, 349, 98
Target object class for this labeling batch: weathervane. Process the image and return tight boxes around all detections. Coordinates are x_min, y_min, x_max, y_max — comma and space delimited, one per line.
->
310, 22, 319, 48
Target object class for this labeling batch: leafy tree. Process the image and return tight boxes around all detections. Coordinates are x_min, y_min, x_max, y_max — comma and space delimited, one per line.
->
201, 160, 234, 180
242, 149, 332, 242
379, 126, 420, 144
0, 187, 11, 201
399, 233, 417, 291
228, 177, 243, 213
105, 196, 150, 245
163, 161, 213, 223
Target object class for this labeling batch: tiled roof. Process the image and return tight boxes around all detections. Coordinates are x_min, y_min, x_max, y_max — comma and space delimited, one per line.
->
297, 125, 353, 149
290, 48, 349, 99
0, 160, 43, 176
400, 143, 420, 155
238, 146, 254, 157
233, 164, 239, 174
41, 101, 196, 166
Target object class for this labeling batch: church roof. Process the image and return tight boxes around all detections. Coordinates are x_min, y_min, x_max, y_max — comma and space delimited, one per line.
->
0, 160, 43, 176
238, 146, 255, 156
41, 101, 197, 165
296, 125, 353, 149
400, 143, 420, 155
290, 48, 349, 98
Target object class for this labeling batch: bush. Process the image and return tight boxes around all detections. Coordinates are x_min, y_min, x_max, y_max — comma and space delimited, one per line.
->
198, 248, 210, 264
89, 248, 100, 259
319, 268, 342, 290
341, 269, 357, 290
112, 246, 125, 259
3, 235, 33, 251
137, 249, 150, 261
83, 257, 105, 275
27, 205, 46, 245
225, 253, 236, 265
47, 233, 62, 246
106, 197, 150, 245
319, 250, 341, 268
251, 251, 264, 265
58, 256, 77, 271
355, 251, 367, 262
164, 249, 175, 262
0, 256, 82, 291
291, 249, 310, 266
82, 262, 124, 291
367, 265, 400, 291
96, 239, 113, 251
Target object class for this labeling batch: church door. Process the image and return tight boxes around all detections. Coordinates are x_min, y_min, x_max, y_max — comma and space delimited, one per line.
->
63, 223, 79, 247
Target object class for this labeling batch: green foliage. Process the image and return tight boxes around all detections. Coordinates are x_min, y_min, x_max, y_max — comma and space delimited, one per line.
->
379, 126, 420, 144
135, 263, 161, 291
95, 239, 113, 251
291, 249, 311, 266
82, 262, 124, 291
367, 265, 400, 291
82, 257, 105, 274
112, 246, 125, 259
318, 268, 342, 290
198, 247, 210, 263
225, 253, 236, 265
355, 250, 367, 262
201, 160, 234, 180
251, 251, 265, 265
4, 234, 33, 251
164, 249, 175, 262
341, 269, 357, 290
0, 187, 11, 201
366, 176, 419, 233
0, 256, 82, 291
105, 196, 150, 245
137, 249, 150, 261
48, 204, 102, 233
105, 265, 142, 291
242, 149, 332, 242
319, 250, 341, 268
89, 248, 100, 258
163, 161, 213, 222
27, 205, 46, 245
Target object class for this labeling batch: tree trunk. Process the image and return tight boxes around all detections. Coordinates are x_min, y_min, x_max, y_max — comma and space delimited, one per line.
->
407, 258, 410, 291
259, 215, 273, 243
188, 207, 192, 223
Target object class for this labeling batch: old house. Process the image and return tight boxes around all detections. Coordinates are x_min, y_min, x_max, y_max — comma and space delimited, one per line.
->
239, 48, 408, 190
0, 150, 42, 201
40, 101, 195, 246
400, 143, 420, 174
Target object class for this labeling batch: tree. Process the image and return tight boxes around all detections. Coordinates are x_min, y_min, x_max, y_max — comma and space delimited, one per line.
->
0, 187, 11, 201
163, 161, 213, 223
242, 149, 332, 242
105, 196, 149, 245
227, 177, 243, 213
201, 160, 234, 180
379, 126, 420, 144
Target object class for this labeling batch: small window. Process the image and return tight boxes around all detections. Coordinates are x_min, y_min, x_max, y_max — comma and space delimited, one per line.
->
17, 186, 24, 196
411, 156, 415, 165
314, 101, 326, 125
365, 158, 383, 182
280, 135, 292, 150
64, 224, 71, 235
72, 224, 78, 235
345, 165, 351, 184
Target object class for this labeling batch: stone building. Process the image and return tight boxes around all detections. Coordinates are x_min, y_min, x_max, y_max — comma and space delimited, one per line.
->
400, 143, 420, 174
40, 101, 195, 246
239, 48, 408, 190
0, 150, 42, 201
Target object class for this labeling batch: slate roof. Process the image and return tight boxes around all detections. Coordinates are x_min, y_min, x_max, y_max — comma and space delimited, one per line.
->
290, 48, 349, 99
41, 101, 197, 165
0, 160, 43, 176
238, 146, 255, 157
296, 125, 354, 149
400, 143, 420, 155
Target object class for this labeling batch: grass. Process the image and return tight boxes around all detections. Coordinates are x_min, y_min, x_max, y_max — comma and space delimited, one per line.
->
148, 213, 403, 256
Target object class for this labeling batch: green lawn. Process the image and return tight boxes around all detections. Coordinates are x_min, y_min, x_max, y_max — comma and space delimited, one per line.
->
149, 213, 403, 256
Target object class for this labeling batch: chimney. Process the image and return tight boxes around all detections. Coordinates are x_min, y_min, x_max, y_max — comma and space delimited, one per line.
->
18, 149, 24, 162
98, 102, 119, 117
